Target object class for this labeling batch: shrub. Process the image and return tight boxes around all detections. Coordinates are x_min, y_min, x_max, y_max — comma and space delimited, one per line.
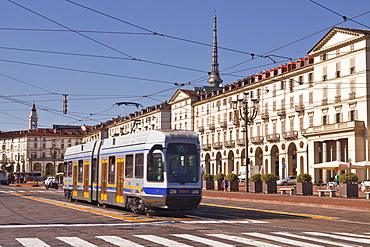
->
214, 173, 226, 181
250, 173, 262, 182
202, 173, 214, 181
226, 173, 238, 181
261, 173, 279, 183
296, 173, 312, 183
339, 172, 358, 184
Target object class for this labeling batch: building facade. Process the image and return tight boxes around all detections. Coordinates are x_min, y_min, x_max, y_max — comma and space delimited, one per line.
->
169, 27, 370, 182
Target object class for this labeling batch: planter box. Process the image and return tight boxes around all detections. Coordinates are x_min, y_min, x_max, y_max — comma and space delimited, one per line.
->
202, 180, 214, 190
228, 180, 239, 192
296, 182, 313, 195
250, 181, 262, 193
214, 180, 223, 191
262, 181, 277, 194
340, 183, 358, 198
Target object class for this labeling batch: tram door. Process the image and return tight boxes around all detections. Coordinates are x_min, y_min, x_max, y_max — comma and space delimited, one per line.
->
72, 162, 78, 197
100, 159, 108, 201
91, 158, 98, 201
116, 158, 125, 203
83, 161, 90, 199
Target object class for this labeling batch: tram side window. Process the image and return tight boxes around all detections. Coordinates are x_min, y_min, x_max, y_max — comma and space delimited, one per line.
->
108, 156, 115, 183
92, 158, 97, 183
135, 153, 143, 178
68, 161, 72, 177
63, 162, 67, 176
125, 155, 133, 178
147, 153, 163, 182
78, 160, 83, 183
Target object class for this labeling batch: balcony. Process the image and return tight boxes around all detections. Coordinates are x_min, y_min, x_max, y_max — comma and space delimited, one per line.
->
335, 95, 341, 103
212, 142, 223, 149
209, 124, 215, 131
232, 119, 239, 126
302, 121, 365, 137
277, 109, 286, 117
251, 136, 264, 144
220, 121, 227, 129
201, 144, 211, 151
282, 130, 298, 140
236, 139, 245, 146
294, 105, 305, 114
321, 98, 328, 106
224, 140, 235, 148
198, 126, 205, 132
349, 91, 356, 100
266, 133, 280, 142
260, 112, 269, 121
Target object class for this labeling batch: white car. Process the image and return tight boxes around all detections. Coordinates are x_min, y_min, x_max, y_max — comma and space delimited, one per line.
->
44, 177, 56, 186
276, 176, 296, 186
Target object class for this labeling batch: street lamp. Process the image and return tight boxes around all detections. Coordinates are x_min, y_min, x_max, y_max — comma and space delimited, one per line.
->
233, 93, 258, 192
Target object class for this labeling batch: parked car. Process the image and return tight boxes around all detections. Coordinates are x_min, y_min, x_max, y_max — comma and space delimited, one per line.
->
276, 176, 296, 186
238, 166, 246, 182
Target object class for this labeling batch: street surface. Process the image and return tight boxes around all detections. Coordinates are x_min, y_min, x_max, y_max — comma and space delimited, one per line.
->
0, 185, 370, 246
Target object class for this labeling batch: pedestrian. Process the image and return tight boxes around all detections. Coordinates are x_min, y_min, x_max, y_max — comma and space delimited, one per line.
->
335, 173, 340, 185
222, 177, 229, 194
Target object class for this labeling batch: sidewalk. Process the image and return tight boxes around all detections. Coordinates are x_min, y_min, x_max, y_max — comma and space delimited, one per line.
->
202, 184, 370, 211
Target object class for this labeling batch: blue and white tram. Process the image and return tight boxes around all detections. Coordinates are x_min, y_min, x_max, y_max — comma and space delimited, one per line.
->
63, 130, 201, 214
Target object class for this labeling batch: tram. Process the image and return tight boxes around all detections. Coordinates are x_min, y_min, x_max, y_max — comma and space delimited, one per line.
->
63, 130, 202, 214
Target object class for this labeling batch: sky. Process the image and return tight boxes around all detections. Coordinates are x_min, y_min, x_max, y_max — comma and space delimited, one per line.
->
0, 0, 369, 131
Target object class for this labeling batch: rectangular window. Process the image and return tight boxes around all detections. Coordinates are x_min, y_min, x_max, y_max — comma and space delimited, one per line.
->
147, 153, 164, 182
350, 57, 355, 74
108, 156, 115, 183
323, 115, 328, 125
336, 62, 341, 78
125, 155, 133, 178
280, 81, 285, 90
78, 160, 83, 183
289, 79, 294, 92
135, 153, 144, 178
308, 73, 313, 87
350, 110, 356, 121
322, 66, 327, 81
336, 113, 341, 123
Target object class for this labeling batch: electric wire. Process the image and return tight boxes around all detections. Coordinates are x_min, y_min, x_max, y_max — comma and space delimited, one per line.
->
309, 0, 370, 29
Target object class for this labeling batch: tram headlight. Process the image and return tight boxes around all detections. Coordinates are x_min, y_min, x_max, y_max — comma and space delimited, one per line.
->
191, 189, 200, 195
168, 189, 177, 194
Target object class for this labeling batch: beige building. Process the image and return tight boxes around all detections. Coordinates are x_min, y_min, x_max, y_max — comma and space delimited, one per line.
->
169, 27, 370, 183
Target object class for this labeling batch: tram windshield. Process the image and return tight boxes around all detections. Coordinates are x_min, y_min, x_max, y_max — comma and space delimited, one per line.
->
167, 143, 199, 184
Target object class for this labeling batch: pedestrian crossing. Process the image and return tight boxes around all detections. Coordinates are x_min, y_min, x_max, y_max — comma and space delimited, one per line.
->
8, 231, 370, 246
0, 189, 63, 194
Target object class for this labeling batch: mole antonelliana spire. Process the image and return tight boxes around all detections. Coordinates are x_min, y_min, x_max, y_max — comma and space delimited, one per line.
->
207, 13, 223, 88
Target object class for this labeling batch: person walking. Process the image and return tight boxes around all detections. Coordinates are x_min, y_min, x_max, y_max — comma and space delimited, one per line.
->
222, 177, 229, 194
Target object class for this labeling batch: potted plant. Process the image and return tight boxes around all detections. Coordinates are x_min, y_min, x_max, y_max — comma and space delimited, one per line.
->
250, 174, 262, 193
339, 172, 358, 198
226, 173, 239, 192
261, 173, 278, 194
202, 173, 214, 190
214, 173, 225, 191
296, 173, 313, 195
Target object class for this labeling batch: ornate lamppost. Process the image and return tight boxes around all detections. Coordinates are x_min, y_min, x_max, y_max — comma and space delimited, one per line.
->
233, 93, 258, 192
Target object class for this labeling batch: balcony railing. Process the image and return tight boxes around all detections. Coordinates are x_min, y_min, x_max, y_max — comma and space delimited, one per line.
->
209, 124, 215, 131
224, 140, 235, 148
321, 98, 328, 106
277, 109, 286, 117
282, 130, 298, 140
198, 126, 205, 132
335, 95, 341, 103
294, 105, 305, 114
260, 112, 269, 121
201, 144, 211, 151
302, 121, 365, 137
220, 121, 227, 129
236, 139, 245, 146
251, 136, 264, 144
266, 133, 280, 142
212, 142, 223, 149
349, 91, 356, 100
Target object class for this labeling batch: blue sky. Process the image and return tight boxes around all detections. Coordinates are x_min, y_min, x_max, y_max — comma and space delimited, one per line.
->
0, 0, 369, 131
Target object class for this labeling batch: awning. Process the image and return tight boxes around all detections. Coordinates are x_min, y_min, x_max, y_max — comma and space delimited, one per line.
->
312, 161, 367, 170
